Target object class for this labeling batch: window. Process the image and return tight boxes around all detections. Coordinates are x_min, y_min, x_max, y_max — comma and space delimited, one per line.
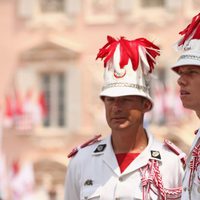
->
41, 72, 66, 127
141, 0, 164, 7
18, 0, 82, 28
84, 0, 116, 24
40, 0, 65, 13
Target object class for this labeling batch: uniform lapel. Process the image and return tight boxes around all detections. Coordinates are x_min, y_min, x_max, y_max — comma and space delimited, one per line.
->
183, 129, 200, 182
92, 132, 161, 177
187, 129, 200, 164
122, 150, 150, 175
102, 136, 121, 176
121, 131, 161, 175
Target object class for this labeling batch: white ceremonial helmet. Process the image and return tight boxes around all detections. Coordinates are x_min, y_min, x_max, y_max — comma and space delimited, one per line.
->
172, 13, 200, 73
96, 36, 160, 110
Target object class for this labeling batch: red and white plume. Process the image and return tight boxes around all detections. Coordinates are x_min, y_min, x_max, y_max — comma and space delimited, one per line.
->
176, 12, 200, 50
96, 35, 160, 75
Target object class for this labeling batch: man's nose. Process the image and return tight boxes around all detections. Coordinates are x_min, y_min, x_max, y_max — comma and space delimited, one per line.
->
112, 99, 123, 111
177, 75, 187, 86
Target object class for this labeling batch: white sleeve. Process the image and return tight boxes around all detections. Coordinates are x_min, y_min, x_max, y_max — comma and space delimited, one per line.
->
64, 159, 80, 200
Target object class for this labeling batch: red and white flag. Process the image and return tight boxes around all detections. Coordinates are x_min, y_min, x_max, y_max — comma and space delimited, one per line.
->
4, 95, 14, 128
10, 160, 35, 200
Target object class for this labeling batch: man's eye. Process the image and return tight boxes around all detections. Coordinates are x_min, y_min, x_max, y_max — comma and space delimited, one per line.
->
189, 70, 199, 74
125, 97, 135, 101
106, 98, 114, 102
180, 70, 199, 75
124, 98, 132, 101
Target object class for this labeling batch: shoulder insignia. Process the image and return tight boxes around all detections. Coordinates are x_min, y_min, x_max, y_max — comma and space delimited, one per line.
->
68, 134, 102, 158
151, 150, 161, 160
93, 144, 106, 153
164, 139, 186, 165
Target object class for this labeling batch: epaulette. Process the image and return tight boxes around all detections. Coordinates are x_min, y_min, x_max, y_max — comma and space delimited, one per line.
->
67, 134, 102, 158
164, 139, 186, 166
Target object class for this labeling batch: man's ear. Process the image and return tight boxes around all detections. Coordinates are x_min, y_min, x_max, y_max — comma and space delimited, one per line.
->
142, 99, 152, 112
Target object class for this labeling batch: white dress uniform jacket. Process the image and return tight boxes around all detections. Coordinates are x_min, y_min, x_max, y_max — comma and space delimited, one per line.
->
181, 129, 200, 200
64, 131, 184, 200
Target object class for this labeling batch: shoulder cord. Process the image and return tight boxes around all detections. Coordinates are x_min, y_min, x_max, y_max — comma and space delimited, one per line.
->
140, 160, 182, 200
140, 164, 150, 200
140, 160, 165, 200
188, 142, 200, 192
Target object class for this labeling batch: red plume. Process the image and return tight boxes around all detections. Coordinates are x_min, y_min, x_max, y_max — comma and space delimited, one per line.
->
96, 36, 118, 68
178, 12, 200, 46
135, 38, 160, 72
96, 36, 160, 73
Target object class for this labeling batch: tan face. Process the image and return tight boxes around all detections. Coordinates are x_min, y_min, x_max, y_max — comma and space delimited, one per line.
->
103, 95, 151, 131
177, 65, 200, 112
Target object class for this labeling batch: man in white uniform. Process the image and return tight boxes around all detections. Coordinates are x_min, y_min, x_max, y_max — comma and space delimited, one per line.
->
64, 36, 185, 200
171, 13, 200, 200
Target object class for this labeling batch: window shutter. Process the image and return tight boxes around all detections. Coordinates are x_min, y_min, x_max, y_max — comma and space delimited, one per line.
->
17, 0, 34, 19
64, 0, 81, 16
66, 68, 81, 131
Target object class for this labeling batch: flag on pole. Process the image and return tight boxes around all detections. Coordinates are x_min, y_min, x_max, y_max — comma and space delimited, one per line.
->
4, 95, 14, 128
10, 160, 35, 200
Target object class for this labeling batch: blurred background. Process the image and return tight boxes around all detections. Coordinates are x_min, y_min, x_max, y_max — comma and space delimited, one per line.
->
0, 0, 199, 199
